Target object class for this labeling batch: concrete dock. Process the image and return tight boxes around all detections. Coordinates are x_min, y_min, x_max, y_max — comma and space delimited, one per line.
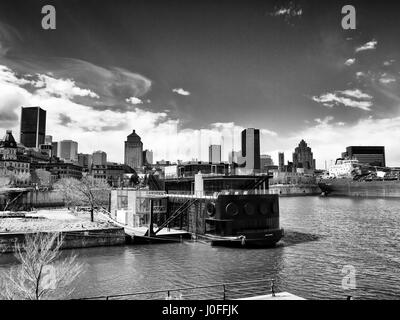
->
237, 292, 305, 300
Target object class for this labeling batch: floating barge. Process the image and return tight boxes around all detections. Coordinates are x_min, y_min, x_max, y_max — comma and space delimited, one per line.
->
108, 173, 284, 247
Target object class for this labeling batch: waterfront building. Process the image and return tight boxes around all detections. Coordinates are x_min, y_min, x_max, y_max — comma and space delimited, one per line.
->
20, 107, 47, 149
292, 140, 315, 171
32, 161, 83, 181
342, 146, 386, 167
124, 130, 143, 170
106, 163, 136, 187
237, 128, 260, 174
58, 140, 78, 162
143, 150, 154, 166
164, 161, 228, 179
209, 145, 222, 164
0, 130, 30, 179
92, 151, 107, 166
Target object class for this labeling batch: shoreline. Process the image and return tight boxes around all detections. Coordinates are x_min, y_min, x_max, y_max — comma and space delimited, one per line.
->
0, 208, 126, 252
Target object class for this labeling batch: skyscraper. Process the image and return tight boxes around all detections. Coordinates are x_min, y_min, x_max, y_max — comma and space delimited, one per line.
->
143, 149, 153, 165
44, 135, 53, 145
20, 107, 46, 148
292, 140, 315, 171
58, 140, 78, 162
278, 152, 285, 172
237, 128, 260, 172
209, 145, 222, 164
92, 151, 107, 166
124, 130, 143, 170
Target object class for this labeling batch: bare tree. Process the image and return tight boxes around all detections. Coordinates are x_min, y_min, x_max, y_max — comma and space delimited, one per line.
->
31, 169, 52, 189
54, 177, 110, 222
53, 178, 78, 210
0, 232, 84, 300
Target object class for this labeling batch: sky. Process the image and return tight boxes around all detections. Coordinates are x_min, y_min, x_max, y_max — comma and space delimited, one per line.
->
1, 0, 400, 168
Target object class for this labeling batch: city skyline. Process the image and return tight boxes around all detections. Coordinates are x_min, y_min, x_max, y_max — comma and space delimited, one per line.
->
1, 0, 400, 167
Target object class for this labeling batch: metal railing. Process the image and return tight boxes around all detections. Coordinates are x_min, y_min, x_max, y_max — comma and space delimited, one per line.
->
79, 279, 276, 300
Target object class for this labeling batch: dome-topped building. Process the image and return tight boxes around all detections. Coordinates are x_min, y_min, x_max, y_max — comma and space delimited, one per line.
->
124, 130, 143, 170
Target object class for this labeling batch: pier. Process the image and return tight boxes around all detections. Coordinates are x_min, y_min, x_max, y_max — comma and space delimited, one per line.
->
79, 279, 304, 300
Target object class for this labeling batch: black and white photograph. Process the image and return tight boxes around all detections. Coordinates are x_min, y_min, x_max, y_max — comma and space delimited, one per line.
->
0, 0, 399, 307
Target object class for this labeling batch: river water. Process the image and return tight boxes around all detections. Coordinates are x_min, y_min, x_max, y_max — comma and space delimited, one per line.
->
1, 197, 399, 300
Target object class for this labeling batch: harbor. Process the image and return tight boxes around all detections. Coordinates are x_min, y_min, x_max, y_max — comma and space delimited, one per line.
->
1, 196, 398, 300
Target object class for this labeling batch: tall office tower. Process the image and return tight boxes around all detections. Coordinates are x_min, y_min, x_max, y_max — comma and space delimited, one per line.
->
278, 152, 285, 171
209, 145, 222, 164
20, 107, 46, 148
92, 150, 107, 166
124, 130, 143, 170
45, 135, 53, 145
78, 153, 92, 168
58, 140, 78, 162
292, 139, 315, 170
237, 128, 260, 171
52, 142, 58, 158
143, 149, 154, 165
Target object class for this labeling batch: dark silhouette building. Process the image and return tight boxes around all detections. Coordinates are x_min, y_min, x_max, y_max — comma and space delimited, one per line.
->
20, 107, 46, 149
342, 146, 386, 167
124, 130, 143, 170
237, 128, 260, 172
292, 140, 315, 171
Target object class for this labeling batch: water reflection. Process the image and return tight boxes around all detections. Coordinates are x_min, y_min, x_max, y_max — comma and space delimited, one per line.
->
1, 197, 399, 300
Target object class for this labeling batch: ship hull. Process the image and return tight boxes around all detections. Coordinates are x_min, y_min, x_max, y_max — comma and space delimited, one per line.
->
318, 180, 400, 198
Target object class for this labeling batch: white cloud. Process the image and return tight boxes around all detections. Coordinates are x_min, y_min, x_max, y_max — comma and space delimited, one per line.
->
33, 74, 99, 99
312, 89, 373, 111
126, 97, 143, 105
379, 77, 396, 84
344, 58, 355, 66
172, 88, 190, 96
1, 64, 279, 163
356, 71, 366, 79
340, 89, 373, 100
383, 60, 395, 66
355, 40, 377, 53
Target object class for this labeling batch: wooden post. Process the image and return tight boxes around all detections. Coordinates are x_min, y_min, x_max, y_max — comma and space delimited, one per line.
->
148, 198, 155, 236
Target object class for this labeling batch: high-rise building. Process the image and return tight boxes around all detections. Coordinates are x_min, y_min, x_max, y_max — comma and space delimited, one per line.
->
20, 107, 46, 149
58, 140, 78, 162
209, 145, 222, 164
278, 152, 285, 172
342, 146, 385, 167
52, 142, 58, 158
260, 154, 274, 172
92, 151, 107, 166
237, 128, 260, 172
292, 140, 315, 171
44, 135, 53, 145
124, 130, 143, 170
78, 153, 92, 168
143, 150, 153, 165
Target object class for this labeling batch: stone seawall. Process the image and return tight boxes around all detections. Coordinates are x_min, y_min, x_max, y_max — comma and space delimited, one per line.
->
0, 227, 126, 253
269, 184, 321, 196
